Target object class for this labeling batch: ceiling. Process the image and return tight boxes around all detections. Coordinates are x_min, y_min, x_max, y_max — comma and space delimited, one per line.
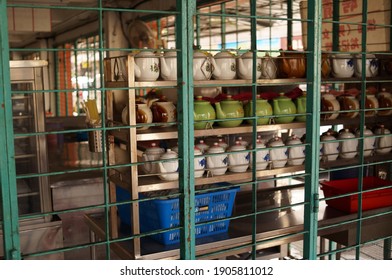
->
7, 0, 303, 48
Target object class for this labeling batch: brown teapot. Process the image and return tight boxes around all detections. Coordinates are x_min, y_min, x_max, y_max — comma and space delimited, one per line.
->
338, 95, 359, 119
278, 47, 306, 78
321, 52, 331, 78
151, 100, 177, 126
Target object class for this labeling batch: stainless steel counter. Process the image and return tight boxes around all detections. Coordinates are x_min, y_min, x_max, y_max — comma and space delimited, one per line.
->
49, 141, 105, 259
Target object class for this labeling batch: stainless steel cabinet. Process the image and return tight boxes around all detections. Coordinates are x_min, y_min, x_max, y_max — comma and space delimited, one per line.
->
10, 60, 52, 219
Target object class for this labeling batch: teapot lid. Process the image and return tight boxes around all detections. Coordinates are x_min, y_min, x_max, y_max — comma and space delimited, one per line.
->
338, 128, 354, 138
208, 142, 224, 153
163, 47, 177, 57
375, 125, 391, 134
222, 95, 238, 102
145, 142, 163, 153
195, 96, 208, 103
230, 141, 246, 151
135, 47, 156, 57
252, 139, 266, 148
276, 92, 291, 100
160, 148, 178, 159
194, 146, 203, 155
379, 88, 391, 94
356, 125, 373, 136
240, 51, 254, 59
286, 134, 302, 145
218, 138, 226, 143
214, 51, 235, 59
321, 132, 336, 140
268, 136, 284, 146
194, 50, 210, 58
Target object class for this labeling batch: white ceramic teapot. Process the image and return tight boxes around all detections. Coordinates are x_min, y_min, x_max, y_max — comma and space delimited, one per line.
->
286, 135, 305, 166
160, 48, 177, 81
237, 51, 262, 80
194, 147, 206, 178
206, 142, 228, 176
320, 132, 339, 162
142, 142, 165, 174
353, 53, 379, 78
260, 53, 278, 79
193, 50, 213, 80
331, 53, 354, 78
212, 50, 237, 80
267, 136, 287, 168
228, 141, 250, 173
338, 129, 358, 159
157, 149, 179, 181
249, 139, 269, 170
374, 125, 392, 154
355, 126, 375, 157
134, 48, 160, 81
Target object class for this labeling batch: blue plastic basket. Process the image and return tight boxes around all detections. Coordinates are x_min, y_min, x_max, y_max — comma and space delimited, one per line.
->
116, 185, 239, 245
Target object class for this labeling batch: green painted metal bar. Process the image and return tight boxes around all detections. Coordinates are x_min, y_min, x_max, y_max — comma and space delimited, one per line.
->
249, 0, 258, 260
177, 0, 195, 259
221, 3, 226, 49
303, 0, 321, 260
332, 0, 340, 51
73, 41, 80, 116
196, 10, 201, 47
287, 0, 293, 47
97, 0, 112, 260
209, 6, 212, 48
384, 238, 392, 259
54, 51, 60, 116
0, 0, 21, 260
354, 0, 369, 260
235, 0, 239, 49
93, 35, 99, 101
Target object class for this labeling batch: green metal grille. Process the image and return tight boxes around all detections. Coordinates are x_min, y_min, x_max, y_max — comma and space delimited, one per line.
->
0, 0, 391, 261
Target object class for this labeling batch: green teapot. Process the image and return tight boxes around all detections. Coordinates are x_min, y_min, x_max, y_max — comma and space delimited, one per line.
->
272, 92, 297, 124
215, 95, 244, 127
194, 96, 216, 129
295, 92, 307, 122
244, 95, 273, 125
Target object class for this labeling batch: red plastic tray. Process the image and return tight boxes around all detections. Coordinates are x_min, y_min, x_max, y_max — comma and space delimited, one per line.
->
320, 176, 392, 213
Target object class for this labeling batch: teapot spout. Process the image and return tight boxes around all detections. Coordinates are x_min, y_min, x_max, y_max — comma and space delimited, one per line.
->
237, 57, 246, 76
142, 154, 152, 173
157, 162, 167, 179
146, 98, 159, 108
160, 57, 170, 79
214, 102, 226, 119
273, 99, 281, 113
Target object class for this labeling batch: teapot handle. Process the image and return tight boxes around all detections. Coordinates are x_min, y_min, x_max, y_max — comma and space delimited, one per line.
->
369, 59, 378, 77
